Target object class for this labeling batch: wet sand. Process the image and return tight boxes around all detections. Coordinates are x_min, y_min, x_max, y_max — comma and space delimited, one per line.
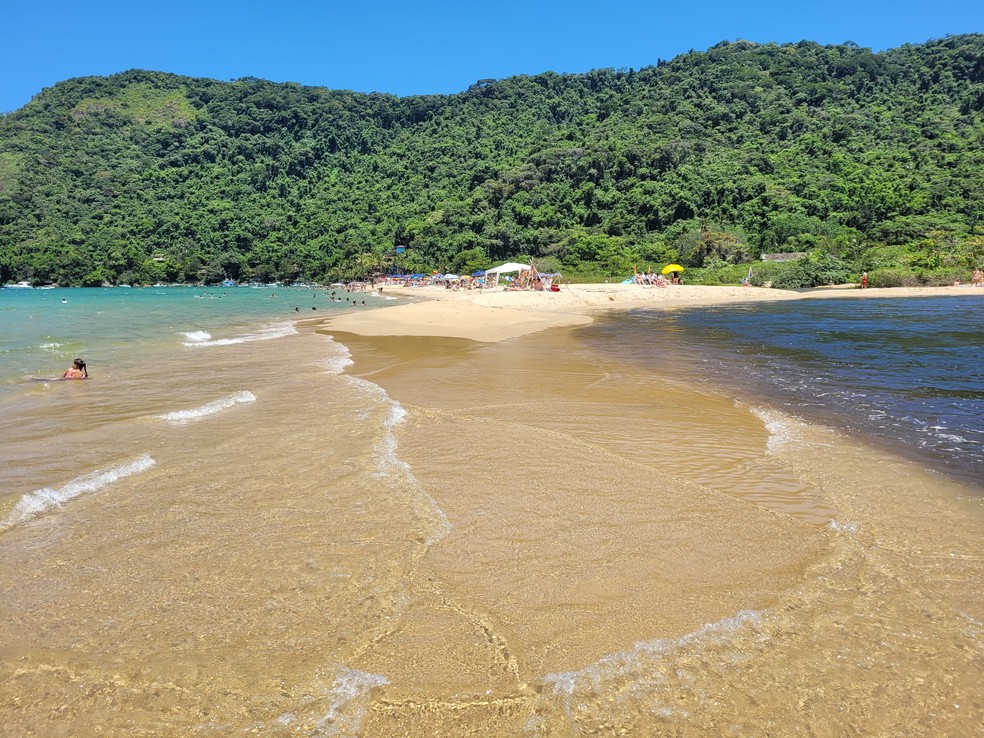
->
313, 286, 984, 735
320, 328, 824, 733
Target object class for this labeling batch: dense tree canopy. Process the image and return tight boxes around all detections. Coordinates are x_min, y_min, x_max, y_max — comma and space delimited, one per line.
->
1, 35, 981, 286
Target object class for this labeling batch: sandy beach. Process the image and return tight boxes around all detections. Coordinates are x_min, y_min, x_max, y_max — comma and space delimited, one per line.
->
320, 282, 975, 342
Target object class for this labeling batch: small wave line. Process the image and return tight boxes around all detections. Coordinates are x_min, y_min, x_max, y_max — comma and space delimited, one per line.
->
2, 454, 156, 531
157, 391, 256, 423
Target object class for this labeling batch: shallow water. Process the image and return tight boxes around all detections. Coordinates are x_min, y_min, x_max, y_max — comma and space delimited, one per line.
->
0, 291, 982, 735
0, 285, 375, 393
583, 295, 984, 486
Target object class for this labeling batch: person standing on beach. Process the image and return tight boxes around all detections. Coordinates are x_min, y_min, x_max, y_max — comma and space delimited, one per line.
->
860, 272, 868, 289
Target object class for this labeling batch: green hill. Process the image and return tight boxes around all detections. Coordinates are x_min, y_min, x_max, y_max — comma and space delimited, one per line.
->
1, 35, 982, 286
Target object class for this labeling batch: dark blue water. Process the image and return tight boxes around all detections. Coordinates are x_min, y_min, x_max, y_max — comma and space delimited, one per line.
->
581, 296, 984, 487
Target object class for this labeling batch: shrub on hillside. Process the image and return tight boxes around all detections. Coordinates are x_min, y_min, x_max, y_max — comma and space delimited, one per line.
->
769, 251, 853, 289
866, 268, 920, 287
866, 268, 971, 287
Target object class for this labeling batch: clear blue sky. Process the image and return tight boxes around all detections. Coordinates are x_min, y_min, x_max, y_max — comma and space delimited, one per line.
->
5, 0, 981, 113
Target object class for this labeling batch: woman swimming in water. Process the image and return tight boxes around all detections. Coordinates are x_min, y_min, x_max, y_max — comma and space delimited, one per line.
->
62, 358, 88, 380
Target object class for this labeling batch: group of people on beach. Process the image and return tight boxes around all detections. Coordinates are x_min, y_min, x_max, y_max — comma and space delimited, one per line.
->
950, 268, 984, 287
633, 267, 673, 287
443, 276, 481, 290
504, 270, 552, 291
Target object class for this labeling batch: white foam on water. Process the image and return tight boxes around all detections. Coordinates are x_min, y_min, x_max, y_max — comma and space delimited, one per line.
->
828, 520, 860, 535
323, 338, 354, 374
181, 330, 212, 342
322, 335, 450, 545
918, 423, 972, 444
157, 391, 256, 423
383, 394, 449, 544
541, 609, 765, 721
39, 342, 62, 350
2, 454, 156, 530
182, 322, 297, 347
933, 432, 971, 444
747, 405, 797, 453
273, 712, 296, 726
359, 376, 451, 545
313, 668, 389, 737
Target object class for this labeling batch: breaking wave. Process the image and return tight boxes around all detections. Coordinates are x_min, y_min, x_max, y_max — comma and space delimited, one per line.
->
2, 454, 156, 531
322, 334, 450, 545
183, 323, 297, 347
181, 330, 212, 343
532, 609, 767, 730
157, 391, 256, 423
747, 404, 797, 453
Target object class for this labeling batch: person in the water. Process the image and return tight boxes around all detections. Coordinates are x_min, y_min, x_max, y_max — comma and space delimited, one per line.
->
62, 358, 88, 379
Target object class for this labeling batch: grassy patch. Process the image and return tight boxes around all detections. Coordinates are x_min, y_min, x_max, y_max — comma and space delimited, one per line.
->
72, 83, 198, 127
0, 152, 21, 197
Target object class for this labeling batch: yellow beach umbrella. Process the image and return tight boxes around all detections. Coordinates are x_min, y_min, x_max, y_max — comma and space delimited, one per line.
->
661, 264, 685, 275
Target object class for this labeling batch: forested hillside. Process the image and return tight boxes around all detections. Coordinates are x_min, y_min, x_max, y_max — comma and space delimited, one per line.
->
1, 35, 982, 286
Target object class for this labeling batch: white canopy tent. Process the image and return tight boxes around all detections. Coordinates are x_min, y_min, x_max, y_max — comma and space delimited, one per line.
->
482, 262, 532, 289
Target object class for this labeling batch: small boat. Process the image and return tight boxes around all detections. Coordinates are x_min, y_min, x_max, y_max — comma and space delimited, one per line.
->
6, 281, 33, 289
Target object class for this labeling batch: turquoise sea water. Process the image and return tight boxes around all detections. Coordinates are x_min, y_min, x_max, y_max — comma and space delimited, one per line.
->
0, 282, 400, 530
0, 285, 379, 391
582, 294, 984, 486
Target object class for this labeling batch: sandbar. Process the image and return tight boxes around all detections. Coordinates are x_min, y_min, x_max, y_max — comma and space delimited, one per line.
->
309, 280, 984, 734
319, 282, 978, 342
